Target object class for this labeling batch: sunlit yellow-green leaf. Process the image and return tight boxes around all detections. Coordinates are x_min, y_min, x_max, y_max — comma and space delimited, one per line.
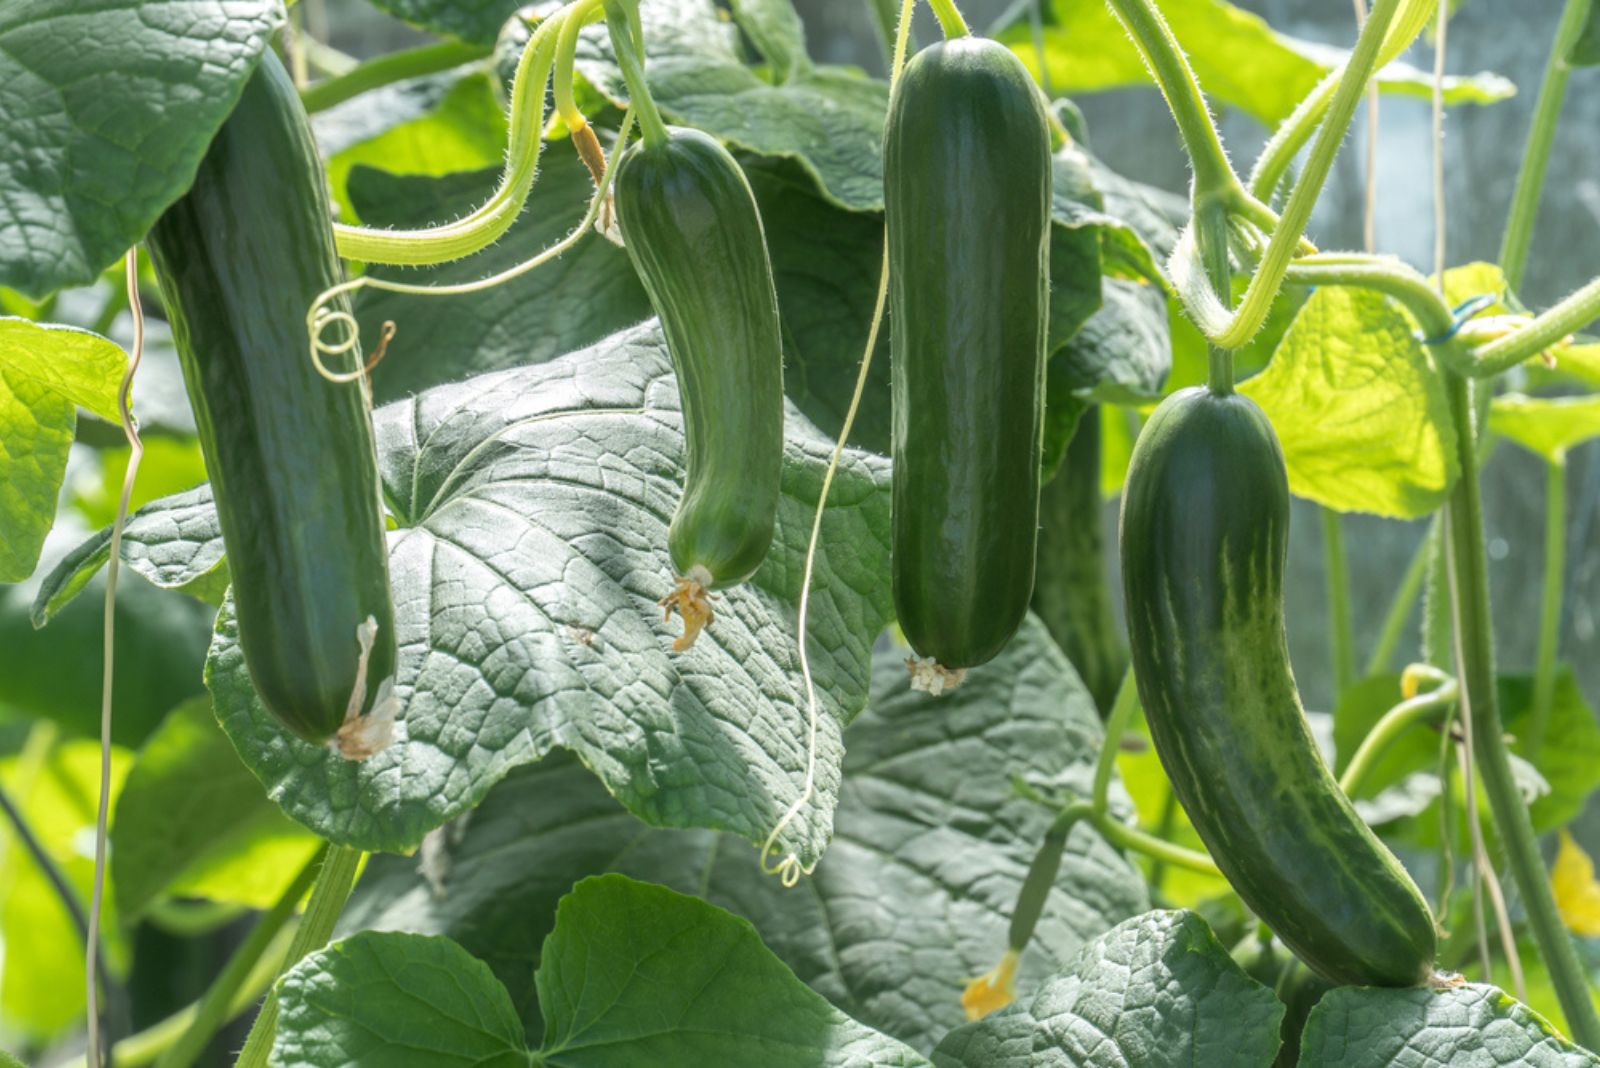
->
1240, 287, 1459, 518
0, 317, 126, 580
997, 0, 1513, 127
1490, 394, 1600, 464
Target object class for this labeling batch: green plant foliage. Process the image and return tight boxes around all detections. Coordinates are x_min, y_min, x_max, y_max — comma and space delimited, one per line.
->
931, 910, 1283, 1067
995, 0, 1513, 127
1298, 983, 1599, 1066
341, 615, 1146, 1051
1490, 393, 1600, 463
0, 0, 283, 296
0, 318, 125, 580
278, 877, 929, 1066
111, 697, 319, 922
1240, 286, 1460, 518
47, 323, 894, 864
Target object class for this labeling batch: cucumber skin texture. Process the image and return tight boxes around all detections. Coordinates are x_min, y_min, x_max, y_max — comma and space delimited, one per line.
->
614, 127, 784, 589
885, 38, 1051, 670
1119, 387, 1435, 988
145, 53, 395, 744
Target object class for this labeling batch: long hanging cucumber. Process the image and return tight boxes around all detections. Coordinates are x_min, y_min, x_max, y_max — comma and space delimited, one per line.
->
884, 37, 1051, 685
1120, 386, 1436, 987
614, 127, 785, 650
1032, 408, 1127, 715
145, 52, 397, 757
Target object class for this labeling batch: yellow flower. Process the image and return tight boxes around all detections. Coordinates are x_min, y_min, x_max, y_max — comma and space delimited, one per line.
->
1552, 832, 1600, 937
961, 948, 1020, 1021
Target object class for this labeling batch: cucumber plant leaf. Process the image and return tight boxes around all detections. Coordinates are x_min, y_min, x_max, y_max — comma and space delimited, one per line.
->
278, 877, 930, 1066
0, 318, 125, 581
0, 0, 284, 297
112, 697, 319, 923
1297, 983, 1599, 1067
1240, 285, 1460, 519
930, 909, 1283, 1067
347, 154, 651, 406
42, 321, 893, 866
1489, 394, 1600, 465
341, 614, 1147, 1051
994, 0, 1512, 127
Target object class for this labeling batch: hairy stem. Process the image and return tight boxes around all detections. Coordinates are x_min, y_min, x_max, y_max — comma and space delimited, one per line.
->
1364, 525, 1433, 677
1322, 508, 1356, 699
233, 845, 364, 1068
1499, 0, 1595, 291
1529, 459, 1567, 757
299, 40, 491, 113
1442, 372, 1600, 1050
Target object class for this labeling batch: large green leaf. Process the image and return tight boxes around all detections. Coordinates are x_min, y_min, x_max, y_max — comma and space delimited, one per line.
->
996, 0, 1513, 127
112, 697, 319, 922
279, 878, 930, 1065
0, 0, 283, 296
1240, 286, 1460, 518
1298, 983, 1598, 1066
0, 318, 124, 580
340, 614, 1147, 1050
43, 322, 894, 866
275, 931, 529, 1068
347, 154, 651, 406
930, 910, 1282, 1067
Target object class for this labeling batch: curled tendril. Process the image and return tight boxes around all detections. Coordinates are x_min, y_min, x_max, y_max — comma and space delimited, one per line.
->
305, 110, 636, 383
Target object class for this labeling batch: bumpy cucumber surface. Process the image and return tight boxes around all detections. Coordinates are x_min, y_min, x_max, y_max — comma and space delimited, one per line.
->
146, 53, 396, 746
1120, 386, 1435, 987
614, 127, 784, 593
885, 37, 1051, 671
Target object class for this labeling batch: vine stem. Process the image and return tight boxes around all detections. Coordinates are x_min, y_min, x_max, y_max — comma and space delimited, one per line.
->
88, 249, 147, 1068
1101, 0, 1236, 198
233, 845, 364, 1067
1337, 679, 1456, 797
298, 40, 492, 113
156, 846, 327, 1068
330, 2, 577, 263
1528, 458, 1566, 757
607, 0, 670, 147
1441, 371, 1600, 1051
1322, 508, 1355, 699
1169, 0, 1406, 349
926, 0, 970, 38
1499, 0, 1595, 292
1464, 275, 1600, 376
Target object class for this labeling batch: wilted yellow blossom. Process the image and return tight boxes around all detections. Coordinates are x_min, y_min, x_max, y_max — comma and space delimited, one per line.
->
961, 948, 1020, 1021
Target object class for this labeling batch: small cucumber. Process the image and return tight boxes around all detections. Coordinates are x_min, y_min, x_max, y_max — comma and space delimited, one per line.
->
1120, 386, 1436, 987
146, 53, 397, 756
884, 38, 1051, 679
614, 127, 785, 650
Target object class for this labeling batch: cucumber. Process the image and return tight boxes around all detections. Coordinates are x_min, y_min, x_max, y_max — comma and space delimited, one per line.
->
146, 53, 397, 755
1032, 408, 1127, 715
1120, 386, 1435, 987
885, 37, 1050, 676
614, 127, 784, 650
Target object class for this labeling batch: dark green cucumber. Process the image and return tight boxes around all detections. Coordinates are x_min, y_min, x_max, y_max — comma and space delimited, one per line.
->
1032, 408, 1127, 715
614, 127, 784, 593
146, 52, 396, 747
885, 37, 1050, 670
1120, 386, 1435, 987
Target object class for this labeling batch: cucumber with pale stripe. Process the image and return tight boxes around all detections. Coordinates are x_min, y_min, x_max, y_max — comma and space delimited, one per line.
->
1120, 386, 1436, 987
